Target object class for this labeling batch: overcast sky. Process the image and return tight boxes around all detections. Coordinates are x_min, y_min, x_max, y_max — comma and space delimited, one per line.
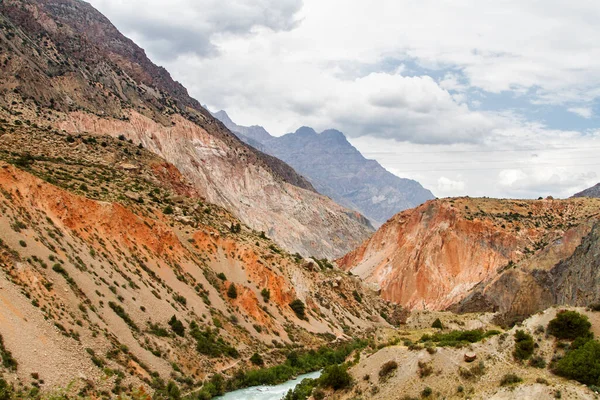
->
88, 0, 600, 199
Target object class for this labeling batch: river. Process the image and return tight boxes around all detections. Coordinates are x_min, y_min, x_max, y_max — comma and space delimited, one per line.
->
214, 370, 322, 400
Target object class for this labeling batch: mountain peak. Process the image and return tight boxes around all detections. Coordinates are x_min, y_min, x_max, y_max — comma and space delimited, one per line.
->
295, 126, 318, 136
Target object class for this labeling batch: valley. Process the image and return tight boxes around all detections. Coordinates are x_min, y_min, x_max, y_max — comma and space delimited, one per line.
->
1, 1, 600, 400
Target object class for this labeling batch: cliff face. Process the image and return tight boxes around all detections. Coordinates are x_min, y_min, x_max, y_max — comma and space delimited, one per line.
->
0, 0, 373, 258
0, 124, 395, 393
213, 112, 435, 227
338, 197, 600, 311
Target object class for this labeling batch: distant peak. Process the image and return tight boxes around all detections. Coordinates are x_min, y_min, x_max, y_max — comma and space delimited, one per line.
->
321, 129, 348, 142
213, 110, 233, 124
295, 126, 317, 136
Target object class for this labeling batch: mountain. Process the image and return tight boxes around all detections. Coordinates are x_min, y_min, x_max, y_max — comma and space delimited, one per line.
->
212, 111, 435, 226
338, 197, 600, 313
0, 0, 373, 259
573, 183, 600, 198
0, 121, 396, 395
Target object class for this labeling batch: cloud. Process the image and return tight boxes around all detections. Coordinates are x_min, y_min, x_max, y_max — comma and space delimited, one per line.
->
86, 0, 600, 199
87, 0, 303, 58
568, 107, 594, 119
437, 177, 466, 195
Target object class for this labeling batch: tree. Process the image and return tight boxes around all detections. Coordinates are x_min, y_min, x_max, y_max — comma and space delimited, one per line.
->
548, 311, 592, 340
319, 364, 352, 390
168, 315, 185, 337
554, 340, 600, 386
227, 283, 238, 299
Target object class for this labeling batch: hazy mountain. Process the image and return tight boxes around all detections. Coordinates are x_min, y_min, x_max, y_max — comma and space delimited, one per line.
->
213, 111, 435, 226
573, 183, 600, 198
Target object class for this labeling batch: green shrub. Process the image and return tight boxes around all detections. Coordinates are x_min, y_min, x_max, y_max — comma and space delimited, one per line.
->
379, 361, 398, 379
108, 302, 138, 332
421, 387, 433, 398
168, 316, 185, 337
529, 355, 547, 369
319, 364, 352, 390
261, 288, 270, 303
190, 326, 238, 358
420, 329, 498, 347
500, 373, 523, 386
0, 334, 17, 371
289, 299, 306, 320
163, 205, 174, 215
513, 330, 534, 360
352, 290, 362, 303
0, 378, 13, 400
217, 273, 227, 281
547, 311, 592, 340
227, 283, 238, 299
431, 318, 443, 329
554, 339, 600, 385
250, 353, 264, 366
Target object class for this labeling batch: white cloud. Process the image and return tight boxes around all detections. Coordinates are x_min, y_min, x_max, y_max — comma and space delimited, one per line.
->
437, 177, 466, 195
86, 0, 600, 198
568, 107, 594, 119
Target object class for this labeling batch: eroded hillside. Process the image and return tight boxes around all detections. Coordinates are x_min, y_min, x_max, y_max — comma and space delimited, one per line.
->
0, 0, 373, 259
0, 123, 395, 396
338, 197, 600, 311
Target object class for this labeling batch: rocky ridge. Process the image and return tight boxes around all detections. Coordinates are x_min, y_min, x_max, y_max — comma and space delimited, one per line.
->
0, 0, 373, 259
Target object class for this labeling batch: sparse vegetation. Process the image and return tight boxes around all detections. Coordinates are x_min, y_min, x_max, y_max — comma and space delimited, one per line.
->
227, 283, 238, 299
420, 329, 500, 347
500, 373, 523, 386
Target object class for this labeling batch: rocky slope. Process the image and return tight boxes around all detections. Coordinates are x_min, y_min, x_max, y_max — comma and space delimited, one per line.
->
0, 123, 395, 396
455, 219, 600, 325
338, 197, 600, 311
0, 0, 373, 259
213, 111, 435, 227
335, 308, 600, 399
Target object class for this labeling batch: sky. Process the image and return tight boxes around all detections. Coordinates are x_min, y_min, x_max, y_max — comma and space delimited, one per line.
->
87, 0, 600, 199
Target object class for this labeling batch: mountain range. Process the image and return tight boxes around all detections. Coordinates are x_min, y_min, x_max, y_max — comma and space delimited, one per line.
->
3, 0, 600, 399
212, 110, 435, 226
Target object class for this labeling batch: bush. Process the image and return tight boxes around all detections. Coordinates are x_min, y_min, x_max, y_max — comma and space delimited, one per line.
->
547, 311, 592, 340
420, 329, 498, 347
588, 303, 600, 312
108, 301, 139, 332
421, 387, 433, 398
217, 273, 227, 281
163, 205, 174, 215
554, 339, 600, 385
319, 364, 352, 390
513, 330, 534, 360
227, 283, 238, 299
0, 378, 13, 400
529, 355, 547, 369
261, 288, 270, 303
431, 318, 443, 329
168, 316, 185, 337
500, 373, 523, 386
289, 299, 306, 320
250, 353, 264, 366
379, 361, 398, 379
418, 361, 433, 378
0, 334, 17, 371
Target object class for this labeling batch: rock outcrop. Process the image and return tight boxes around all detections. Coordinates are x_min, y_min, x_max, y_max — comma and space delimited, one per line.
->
338, 197, 600, 311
